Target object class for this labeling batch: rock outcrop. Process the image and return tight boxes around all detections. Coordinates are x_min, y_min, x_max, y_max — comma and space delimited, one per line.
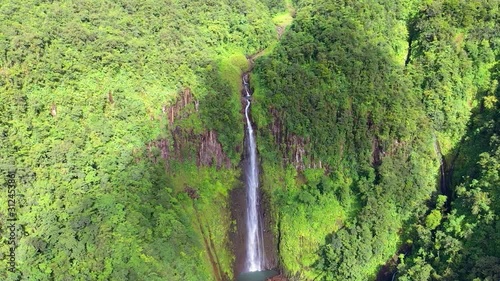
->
267, 275, 288, 281
147, 88, 230, 168
268, 107, 324, 171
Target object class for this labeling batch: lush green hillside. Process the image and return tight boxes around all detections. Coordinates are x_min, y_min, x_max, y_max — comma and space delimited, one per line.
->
253, 0, 435, 279
1, 0, 498, 280
252, 0, 499, 280
0, 1, 281, 280
397, 2, 500, 279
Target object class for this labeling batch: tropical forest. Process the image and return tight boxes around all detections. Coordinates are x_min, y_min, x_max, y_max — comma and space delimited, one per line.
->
0, 0, 499, 280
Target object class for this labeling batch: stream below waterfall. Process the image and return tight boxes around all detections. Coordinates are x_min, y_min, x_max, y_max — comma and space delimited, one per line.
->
237, 270, 279, 281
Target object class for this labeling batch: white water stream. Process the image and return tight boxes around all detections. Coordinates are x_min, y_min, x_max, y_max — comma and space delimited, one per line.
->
243, 74, 265, 272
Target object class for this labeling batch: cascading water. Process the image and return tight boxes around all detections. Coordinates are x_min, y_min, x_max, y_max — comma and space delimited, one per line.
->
243, 73, 265, 272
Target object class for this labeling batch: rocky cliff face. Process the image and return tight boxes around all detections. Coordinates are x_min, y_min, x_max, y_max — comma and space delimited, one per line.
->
267, 275, 288, 281
147, 88, 231, 168
268, 107, 324, 171
197, 129, 231, 168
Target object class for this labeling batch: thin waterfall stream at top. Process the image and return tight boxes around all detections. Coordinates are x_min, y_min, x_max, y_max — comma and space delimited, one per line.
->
243, 73, 265, 272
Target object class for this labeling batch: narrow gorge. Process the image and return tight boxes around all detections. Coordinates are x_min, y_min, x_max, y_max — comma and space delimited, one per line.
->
232, 69, 279, 281
243, 73, 265, 272
3, 1, 498, 281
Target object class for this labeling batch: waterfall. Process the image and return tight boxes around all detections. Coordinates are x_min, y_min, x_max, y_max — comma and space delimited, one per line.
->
433, 135, 446, 194
243, 73, 265, 272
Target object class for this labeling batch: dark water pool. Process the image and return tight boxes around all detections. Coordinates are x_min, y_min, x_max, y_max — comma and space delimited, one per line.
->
236, 270, 279, 281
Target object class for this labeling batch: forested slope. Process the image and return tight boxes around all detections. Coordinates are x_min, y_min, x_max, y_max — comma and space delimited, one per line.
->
253, 0, 436, 279
0, 1, 282, 280
1, 0, 498, 280
252, 0, 499, 280
398, 2, 500, 279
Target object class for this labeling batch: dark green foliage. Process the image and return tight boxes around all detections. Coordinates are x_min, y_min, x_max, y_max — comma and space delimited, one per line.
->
261, 0, 287, 14
253, 0, 499, 280
407, 0, 499, 153
399, 34, 500, 280
254, 0, 438, 279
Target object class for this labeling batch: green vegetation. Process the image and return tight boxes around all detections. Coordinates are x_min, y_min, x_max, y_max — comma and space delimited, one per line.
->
272, 12, 293, 28
254, 0, 435, 279
0, 0, 282, 280
201, 53, 250, 163
1, 0, 498, 280
397, 2, 500, 280
398, 39, 500, 280
252, 0, 499, 280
